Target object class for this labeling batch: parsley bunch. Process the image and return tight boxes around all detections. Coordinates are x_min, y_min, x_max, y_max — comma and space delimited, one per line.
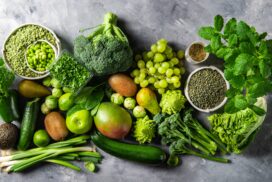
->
198, 15, 272, 115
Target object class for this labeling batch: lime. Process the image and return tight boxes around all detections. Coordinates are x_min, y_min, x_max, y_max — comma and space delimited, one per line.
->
58, 93, 74, 111
33, 130, 50, 147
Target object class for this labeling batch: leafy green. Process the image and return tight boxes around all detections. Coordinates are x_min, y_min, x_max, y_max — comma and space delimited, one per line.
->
74, 12, 133, 76
198, 15, 272, 114
0, 58, 15, 97
208, 97, 267, 154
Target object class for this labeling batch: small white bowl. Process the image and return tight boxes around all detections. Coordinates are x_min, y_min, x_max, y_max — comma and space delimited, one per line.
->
184, 66, 230, 113
25, 39, 57, 74
2, 23, 61, 80
185, 41, 209, 64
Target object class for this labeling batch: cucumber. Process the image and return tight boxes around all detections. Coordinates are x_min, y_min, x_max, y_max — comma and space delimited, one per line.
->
18, 98, 40, 150
91, 132, 166, 165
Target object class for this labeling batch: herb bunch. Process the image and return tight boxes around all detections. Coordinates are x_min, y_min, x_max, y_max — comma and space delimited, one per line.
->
198, 15, 272, 115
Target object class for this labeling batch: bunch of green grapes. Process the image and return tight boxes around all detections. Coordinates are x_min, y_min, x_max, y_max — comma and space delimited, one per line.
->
130, 39, 185, 94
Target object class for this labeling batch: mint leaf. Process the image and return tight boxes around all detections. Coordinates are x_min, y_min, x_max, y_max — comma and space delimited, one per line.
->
246, 95, 257, 105
224, 18, 237, 36
239, 41, 255, 54
258, 41, 268, 56
236, 21, 250, 41
198, 26, 215, 40
259, 32, 267, 40
0, 58, 4, 66
228, 34, 238, 47
214, 15, 224, 31
247, 30, 259, 46
204, 45, 212, 52
259, 59, 271, 78
216, 47, 230, 58
228, 76, 245, 89
233, 54, 253, 75
234, 95, 248, 110
248, 81, 272, 98
224, 98, 239, 113
210, 35, 222, 51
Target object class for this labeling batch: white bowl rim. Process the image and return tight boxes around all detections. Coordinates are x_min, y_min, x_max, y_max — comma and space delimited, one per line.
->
2, 23, 61, 80
184, 66, 230, 113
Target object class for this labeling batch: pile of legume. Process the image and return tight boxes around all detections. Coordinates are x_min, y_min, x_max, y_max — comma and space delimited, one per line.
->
4, 24, 58, 78
26, 41, 55, 72
188, 69, 227, 109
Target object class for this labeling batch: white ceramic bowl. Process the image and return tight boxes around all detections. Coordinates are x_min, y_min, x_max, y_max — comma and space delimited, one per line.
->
2, 23, 61, 80
184, 66, 230, 113
185, 41, 209, 64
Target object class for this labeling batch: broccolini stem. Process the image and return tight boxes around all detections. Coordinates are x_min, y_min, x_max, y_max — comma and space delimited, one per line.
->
187, 150, 230, 163
103, 12, 118, 25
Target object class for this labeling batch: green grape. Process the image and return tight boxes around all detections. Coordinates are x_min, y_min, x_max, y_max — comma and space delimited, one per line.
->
151, 44, 158, 53
135, 54, 142, 61
173, 68, 181, 75
140, 68, 148, 73
165, 46, 173, 54
132, 69, 140, 77
154, 63, 160, 69
146, 61, 154, 68
158, 39, 168, 45
158, 67, 166, 74
154, 81, 160, 89
139, 72, 146, 80
149, 67, 156, 74
137, 60, 145, 68
180, 67, 185, 74
177, 50, 185, 59
159, 79, 168, 88
157, 43, 166, 53
166, 68, 174, 77
140, 80, 149, 87
154, 53, 165, 62
158, 88, 165, 94
134, 77, 140, 84
166, 52, 174, 59
148, 77, 156, 84
142, 51, 149, 61
147, 51, 154, 59
166, 77, 172, 83
162, 62, 170, 69
174, 81, 181, 88
171, 76, 180, 83
170, 58, 179, 65
169, 61, 174, 68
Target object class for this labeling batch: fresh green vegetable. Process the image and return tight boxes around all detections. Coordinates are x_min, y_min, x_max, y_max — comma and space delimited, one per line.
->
208, 97, 267, 154
45, 96, 58, 110
58, 93, 74, 111
41, 103, 50, 115
198, 15, 272, 114
130, 39, 185, 94
159, 90, 186, 115
133, 106, 147, 118
50, 78, 61, 88
49, 52, 91, 92
85, 162, 96, 172
42, 77, 52, 87
155, 109, 229, 163
0, 91, 18, 123
134, 116, 156, 144
52, 88, 63, 98
74, 12, 133, 76
33, 130, 50, 147
0, 135, 102, 172
110, 93, 124, 105
4, 25, 58, 78
9, 90, 20, 121
18, 98, 40, 151
91, 131, 166, 165
167, 154, 180, 167
26, 41, 55, 72
0, 59, 15, 97
124, 97, 136, 110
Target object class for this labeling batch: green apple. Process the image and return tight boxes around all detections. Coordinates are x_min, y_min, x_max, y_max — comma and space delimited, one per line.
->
66, 110, 93, 134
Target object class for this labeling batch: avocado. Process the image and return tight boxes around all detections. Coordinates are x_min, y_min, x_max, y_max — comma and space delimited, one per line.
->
0, 123, 19, 149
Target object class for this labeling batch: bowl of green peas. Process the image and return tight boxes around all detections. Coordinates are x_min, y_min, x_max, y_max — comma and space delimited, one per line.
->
25, 40, 57, 74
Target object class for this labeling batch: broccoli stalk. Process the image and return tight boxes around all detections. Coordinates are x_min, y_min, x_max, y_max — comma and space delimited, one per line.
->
74, 12, 133, 76
156, 110, 230, 163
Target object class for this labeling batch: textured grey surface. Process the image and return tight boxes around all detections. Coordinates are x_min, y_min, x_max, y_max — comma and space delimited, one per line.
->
0, 0, 272, 181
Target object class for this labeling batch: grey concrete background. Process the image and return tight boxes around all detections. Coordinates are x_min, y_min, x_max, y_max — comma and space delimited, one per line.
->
0, 0, 272, 181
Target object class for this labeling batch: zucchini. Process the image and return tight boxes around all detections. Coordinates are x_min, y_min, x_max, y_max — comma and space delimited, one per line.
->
18, 98, 40, 150
91, 132, 166, 165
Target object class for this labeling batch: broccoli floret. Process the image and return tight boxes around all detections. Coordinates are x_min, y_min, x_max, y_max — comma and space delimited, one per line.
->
74, 12, 133, 76
159, 90, 186, 115
134, 116, 156, 144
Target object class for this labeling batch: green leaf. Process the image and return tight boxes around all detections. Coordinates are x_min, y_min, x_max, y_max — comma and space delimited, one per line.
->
234, 95, 248, 110
224, 49, 239, 62
204, 45, 213, 52
75, 86, 96, 104
246, 95, 257, 105
214, 15, 224, 31
258, 41, 268, 56
239, 42, 255, 54
224, 98, 240, 113
84, 87, 104, 110
259, 59, 271, 78
224, 18, 237, 36
216, 47, 230, 59
228, 76, 245, 89
228, 34, 238, 47
236, 21, 250, 41
233, 54, 253, 75
224, 68, 234, 80
249, 105, 266, 116
248, 81, 272, 98
67, 104, 85, 117
0, 58, 4, 66
226, 88, 239, 98
259, 32, 267, 40
210, 35, 222, 51
91, 103, 100, 116
247, 31, 259, 46
198, 26, 215, 40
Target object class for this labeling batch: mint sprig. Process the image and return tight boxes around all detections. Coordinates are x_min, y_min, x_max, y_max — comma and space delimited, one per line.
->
198, 15, 272, 115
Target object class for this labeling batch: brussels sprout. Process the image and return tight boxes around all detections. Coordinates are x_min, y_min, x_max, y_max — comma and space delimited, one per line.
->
41, 103, 50, 115
52, 88, 63, 98
50, 78, 62, 88
133, 106, 147, 118
111, 93, 124, 105
63, 87, 72, 93
45, 95, 58, 109
124, 97, 136, 110
42, 77, 51, 87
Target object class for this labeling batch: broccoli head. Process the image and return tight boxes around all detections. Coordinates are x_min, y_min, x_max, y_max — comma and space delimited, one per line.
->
74, 12, 133, 76
134, 116, 156, 144
159, 90, 186, 115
